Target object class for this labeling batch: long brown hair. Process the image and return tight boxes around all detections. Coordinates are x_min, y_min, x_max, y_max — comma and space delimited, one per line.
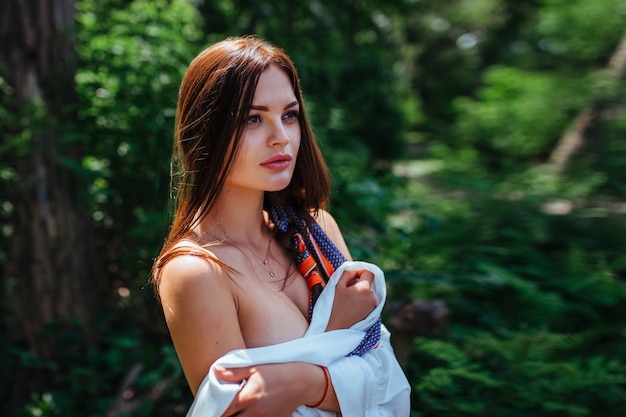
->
152, 36, 330, 295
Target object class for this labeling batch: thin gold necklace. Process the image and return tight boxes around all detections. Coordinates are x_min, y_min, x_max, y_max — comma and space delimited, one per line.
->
215, 220, 276, 277
262, 233, 275, 277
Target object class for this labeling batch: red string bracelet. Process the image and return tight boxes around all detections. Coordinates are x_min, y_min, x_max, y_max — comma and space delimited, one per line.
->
306, 365, 329, 408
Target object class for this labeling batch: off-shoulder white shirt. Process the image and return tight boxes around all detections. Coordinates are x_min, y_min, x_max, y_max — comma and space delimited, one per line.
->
186, 261, 411, 417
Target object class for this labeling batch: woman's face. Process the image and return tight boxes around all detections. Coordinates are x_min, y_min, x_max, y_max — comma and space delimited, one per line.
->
225, 65, 301, 194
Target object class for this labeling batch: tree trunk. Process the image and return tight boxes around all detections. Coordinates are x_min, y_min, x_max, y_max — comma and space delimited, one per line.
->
0, 0, 99, 409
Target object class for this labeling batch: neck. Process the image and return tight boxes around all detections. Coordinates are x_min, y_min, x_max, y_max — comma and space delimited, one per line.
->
201, 187, 270, 248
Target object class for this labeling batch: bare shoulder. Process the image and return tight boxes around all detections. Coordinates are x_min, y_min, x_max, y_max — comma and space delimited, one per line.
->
158, 245, 228, 300
312, 208, 353, 261
157, 242, 237, 328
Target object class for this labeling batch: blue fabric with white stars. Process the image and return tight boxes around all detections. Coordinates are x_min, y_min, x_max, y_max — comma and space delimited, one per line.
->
271, 205, 381, 357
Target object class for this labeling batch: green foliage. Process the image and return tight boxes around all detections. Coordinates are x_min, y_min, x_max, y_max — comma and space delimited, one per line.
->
4, 294, 190, 417
536, 0, 626, 62
3, 0, 626, 415
378, 1, 626, 415
409, 331, 626, 417
454, 67, 583, 159
75, 0, 202, 287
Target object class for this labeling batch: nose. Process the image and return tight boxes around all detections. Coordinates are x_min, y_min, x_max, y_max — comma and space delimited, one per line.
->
268, 119, 290, 147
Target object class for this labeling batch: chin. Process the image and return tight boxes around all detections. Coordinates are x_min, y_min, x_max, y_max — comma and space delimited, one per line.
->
265, 173, 295, 192
266, 183, 291, 193
266, 178, 294, 192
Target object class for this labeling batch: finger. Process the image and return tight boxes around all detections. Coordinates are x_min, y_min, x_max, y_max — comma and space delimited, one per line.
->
356, 270, 374, 284
346, 270, 374, 287
351, 277, 373, 294
215, 365, 253, 383
338, 269, 359, 286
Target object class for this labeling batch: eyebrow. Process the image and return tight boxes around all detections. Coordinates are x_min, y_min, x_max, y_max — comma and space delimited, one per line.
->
249, 101, 299, 111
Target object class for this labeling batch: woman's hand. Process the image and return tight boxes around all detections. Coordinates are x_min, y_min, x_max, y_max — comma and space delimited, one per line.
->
217, 362, 335, 417
326, 269, 377, 331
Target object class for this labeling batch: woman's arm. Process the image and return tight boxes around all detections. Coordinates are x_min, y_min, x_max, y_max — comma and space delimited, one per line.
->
170, 210, 379, 416
158, 252, 246, 395
216, 264, 377, 414
214, 261, 411, 417
160, 251, 339, 416
217, 362, 339, 415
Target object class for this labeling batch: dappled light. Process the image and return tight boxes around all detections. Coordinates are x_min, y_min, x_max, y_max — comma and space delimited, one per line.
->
1, 0, 625, 416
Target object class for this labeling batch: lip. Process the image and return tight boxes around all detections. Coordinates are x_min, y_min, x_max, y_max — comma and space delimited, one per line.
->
260, 154, 292, 170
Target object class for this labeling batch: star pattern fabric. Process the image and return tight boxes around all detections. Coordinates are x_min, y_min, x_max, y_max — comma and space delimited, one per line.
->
347, 317, 382, 356
271, 205, 381, 357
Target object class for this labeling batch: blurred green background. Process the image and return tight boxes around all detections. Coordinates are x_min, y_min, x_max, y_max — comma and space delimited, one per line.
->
2, 0, 626, 416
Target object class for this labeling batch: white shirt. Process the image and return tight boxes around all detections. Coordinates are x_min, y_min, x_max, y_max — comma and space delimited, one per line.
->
186, 261, 411, 417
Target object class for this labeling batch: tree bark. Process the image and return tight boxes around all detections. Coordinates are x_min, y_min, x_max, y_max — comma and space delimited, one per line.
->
0, 0, 98, 409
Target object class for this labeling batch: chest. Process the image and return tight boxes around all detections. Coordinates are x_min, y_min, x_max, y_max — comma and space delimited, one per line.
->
230, 259, 313, 348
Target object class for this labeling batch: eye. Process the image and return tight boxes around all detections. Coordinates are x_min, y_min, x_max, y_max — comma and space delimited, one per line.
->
282, 110, 299, 122
246, 114, 262, 125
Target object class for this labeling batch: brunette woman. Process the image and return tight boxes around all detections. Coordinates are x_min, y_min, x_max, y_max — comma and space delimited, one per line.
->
152, 36, 409, 417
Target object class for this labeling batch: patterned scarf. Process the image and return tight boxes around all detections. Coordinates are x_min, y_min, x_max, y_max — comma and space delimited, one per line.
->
270, 205, 382, 357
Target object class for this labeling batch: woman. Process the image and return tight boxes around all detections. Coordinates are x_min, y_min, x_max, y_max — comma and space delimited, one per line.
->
152, 36, 409, 417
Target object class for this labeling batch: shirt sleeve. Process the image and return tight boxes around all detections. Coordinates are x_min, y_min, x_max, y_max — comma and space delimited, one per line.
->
327, 324, 411, 417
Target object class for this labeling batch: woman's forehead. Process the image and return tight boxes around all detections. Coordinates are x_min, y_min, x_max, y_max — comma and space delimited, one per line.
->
251, 65, 298, 107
